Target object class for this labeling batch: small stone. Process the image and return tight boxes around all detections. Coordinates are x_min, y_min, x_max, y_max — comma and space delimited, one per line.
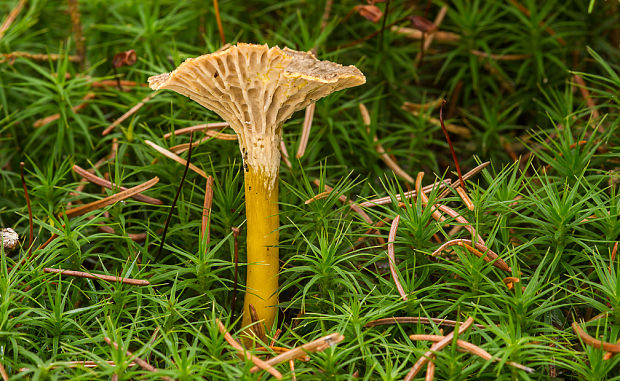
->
0, 228, 19, 250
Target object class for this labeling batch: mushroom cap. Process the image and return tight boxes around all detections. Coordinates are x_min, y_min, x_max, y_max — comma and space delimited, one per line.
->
148, 43, 365, 184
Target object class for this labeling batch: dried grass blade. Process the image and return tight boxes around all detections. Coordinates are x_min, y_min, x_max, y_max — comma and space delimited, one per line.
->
64, 177, 159, 218
144, 140, 208, 179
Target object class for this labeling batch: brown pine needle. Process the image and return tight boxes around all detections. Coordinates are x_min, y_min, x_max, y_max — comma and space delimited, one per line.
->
470, 50, 531, 61
44, 268, 150, 286
215, 319, 282, 379
73, 165, 163, 205
0, 0, 26, 39
437, 162, 490, 200
97, 225, 146, 242
16, 361, 137, 370
254, 347, 310, 361
169, 131, 237, 154
573, 74, 600, 119
103, 337, 172, 380
201, 176, 214, 245
19, 162, 33, 255
64, 177, 159, 218
296, 103, 315, 158
213, 0, 226, 45
572, 322, 620, 352
304, 191, 331, 204
67, 0, 85, 64
391, 25, 460, 42
250, 333, 344, 373
0, 51, 81, 63
102, 93, 155, 135
163, 122, 229, 138
365, 316, 487, 329
403, 107, 471, 137
360, 103, 415, 183
409, 335, 534, 373
456, 186, 474, 211
404, 317, 475, 381
312, 180, 373, 225
33, 93, 95, 128
280, 140, 292, 168
144, 140, 208, 179
430, 239, 511, 273
509, 0, 566, 46
388, 215, 408, 301
415, 6, 448, 62
425, 361, 435, 381
360, 180, 451, 208
610, 242, 618, 274
0, 360, 8, 381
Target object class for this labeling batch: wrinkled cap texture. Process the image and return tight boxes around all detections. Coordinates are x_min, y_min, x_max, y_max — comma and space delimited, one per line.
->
148, 43, 365, 185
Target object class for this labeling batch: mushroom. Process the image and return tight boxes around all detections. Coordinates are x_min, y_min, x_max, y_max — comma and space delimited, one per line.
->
148, 43, 365, 335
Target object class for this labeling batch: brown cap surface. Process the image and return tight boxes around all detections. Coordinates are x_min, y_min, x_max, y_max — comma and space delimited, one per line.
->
149, 43, 365, 184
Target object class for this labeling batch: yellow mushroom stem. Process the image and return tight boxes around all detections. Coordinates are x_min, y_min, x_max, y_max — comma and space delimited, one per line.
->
242, 166, 279, 335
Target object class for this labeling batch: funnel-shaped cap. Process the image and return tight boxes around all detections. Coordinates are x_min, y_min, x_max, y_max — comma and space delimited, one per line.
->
149, 43, 365, 184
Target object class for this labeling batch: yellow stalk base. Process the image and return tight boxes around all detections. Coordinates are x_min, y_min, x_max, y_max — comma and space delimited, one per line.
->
241, 167, 279, 341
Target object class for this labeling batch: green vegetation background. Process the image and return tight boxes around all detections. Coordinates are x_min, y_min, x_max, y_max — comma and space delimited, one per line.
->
0, 0, 619, 379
